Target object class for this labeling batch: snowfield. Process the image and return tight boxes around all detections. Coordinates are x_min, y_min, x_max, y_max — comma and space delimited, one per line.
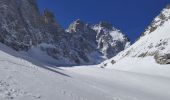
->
105, 57, 170, 77
0, 43, 170, 100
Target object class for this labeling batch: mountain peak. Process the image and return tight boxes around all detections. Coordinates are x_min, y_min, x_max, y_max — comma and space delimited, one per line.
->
68, 19, 87, 33
75, 19, 83, 24
165, 4, 170, 9
43, 9, 55, 24
0, 0, 130, 65
98, 21, 113, 30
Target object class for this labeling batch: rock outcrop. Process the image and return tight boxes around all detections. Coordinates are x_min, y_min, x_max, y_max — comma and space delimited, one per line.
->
92, 22, 130, 58
154, 53, 170, 64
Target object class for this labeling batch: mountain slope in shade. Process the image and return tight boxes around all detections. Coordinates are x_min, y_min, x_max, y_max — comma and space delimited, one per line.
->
67, 20, 130, 60
92, 22, 130, 58
0, 0, 130, 65
67, 20, 130, 62
102, 5, 170, 76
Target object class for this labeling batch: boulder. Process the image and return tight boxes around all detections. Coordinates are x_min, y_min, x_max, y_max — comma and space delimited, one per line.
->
154, 53, 170, 64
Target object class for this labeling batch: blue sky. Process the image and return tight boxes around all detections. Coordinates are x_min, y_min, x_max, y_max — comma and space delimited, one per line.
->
37, 0, 170, 42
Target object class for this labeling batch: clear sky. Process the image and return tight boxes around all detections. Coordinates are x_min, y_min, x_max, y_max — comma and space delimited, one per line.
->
37, 0, 170, 42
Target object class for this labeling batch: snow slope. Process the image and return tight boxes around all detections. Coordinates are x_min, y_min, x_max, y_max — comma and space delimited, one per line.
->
102, 6, 170, 77
1, 42, 170, 100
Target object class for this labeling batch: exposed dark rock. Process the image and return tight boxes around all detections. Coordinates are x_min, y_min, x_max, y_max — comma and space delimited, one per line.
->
154, 53, 170, 64
149, 26, 157, 33
111, 60, 116, 64
100, 63, 107, 68
99, 21, 113, 30
138, 52, 148, 57
43, 9, 55, 24
93, 22, 130, 58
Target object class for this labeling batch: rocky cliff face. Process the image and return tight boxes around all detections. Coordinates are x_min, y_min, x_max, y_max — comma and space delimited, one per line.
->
92, 22, 130, 58
0, 0, 57, 50
0, 0, 130, 65
67, 20, 130, 63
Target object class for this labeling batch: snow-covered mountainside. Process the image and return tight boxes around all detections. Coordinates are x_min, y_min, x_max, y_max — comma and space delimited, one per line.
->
0, 0, 130, 65
1, 43, 170, 100
92, 22, 130, 58
102, 5, 170, 76
67, 20, 130, 60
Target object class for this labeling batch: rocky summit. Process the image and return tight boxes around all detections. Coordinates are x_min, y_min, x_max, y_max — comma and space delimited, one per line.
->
92, 22, 130, 58
0, 0, 130, 65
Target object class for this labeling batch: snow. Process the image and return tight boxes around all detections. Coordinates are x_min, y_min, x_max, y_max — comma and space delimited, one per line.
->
0, 15, 170, 99
124, 18, 170, 57
0, 4, 170, 100
105, 57, 170, 77
112, 8, 170, 59
144, 6, 170, 35
102, 7, 170, 77
0, 42, 170, 100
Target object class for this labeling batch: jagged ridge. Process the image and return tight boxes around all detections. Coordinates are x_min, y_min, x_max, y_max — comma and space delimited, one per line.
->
0, 0, 130, 65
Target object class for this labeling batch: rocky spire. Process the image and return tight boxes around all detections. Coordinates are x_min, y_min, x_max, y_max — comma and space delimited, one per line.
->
166, 4, 170, 9
27, 0, 39, 11
99, 21, 113, 30
43, 9, 56, 24
68, 19, 87, 33
43, 9, 64, 34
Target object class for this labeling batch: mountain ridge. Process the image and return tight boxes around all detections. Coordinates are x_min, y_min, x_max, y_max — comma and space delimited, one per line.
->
0, 0, 130, 65
102, 5, 170, 72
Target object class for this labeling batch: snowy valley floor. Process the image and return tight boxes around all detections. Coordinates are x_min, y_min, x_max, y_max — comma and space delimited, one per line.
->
0, 46, 170, 100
